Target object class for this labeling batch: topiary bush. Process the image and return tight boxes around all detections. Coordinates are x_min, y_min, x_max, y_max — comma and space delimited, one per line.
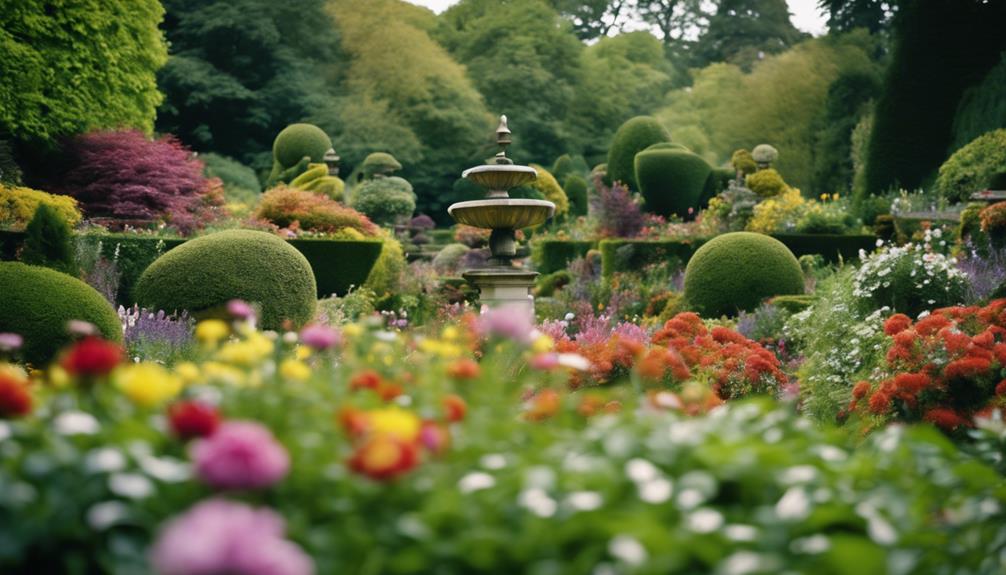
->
562, 174, 589, 217
634, 146, 712, 218
255, 186, 378, 236
751, 144, 779, 168
606, 116, 670, 191
350, 176, 415, 226
551, 154, 575, 180
731, 149, 757, 176
935, 129, 1006, 202
745, 168, 788, 198
21, 204, 75, 274
290, 164, 345, 202
0, 261, 121, 365
0, 184, 81, 229
512, 165, 569, 217
361, 152, 402, 179
134, 230, 316, 329
684, 232, 804, 317
267, 124, 333, 186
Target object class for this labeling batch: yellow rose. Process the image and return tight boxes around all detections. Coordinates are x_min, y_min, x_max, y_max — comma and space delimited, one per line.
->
117, 363, 182, 407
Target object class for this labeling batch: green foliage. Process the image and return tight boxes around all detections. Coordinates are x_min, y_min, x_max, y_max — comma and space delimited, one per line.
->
851, 242, 969, 319
432, 243, 471, 275
289, 164, 345, 202
0, 139, 21, 185
0, 184, 81, 230
135, 230, 317, 329
75, 234, 186, 306
0, 0, 166, 147
731, 149, 756, 175
534, 269, 571, 298
606, 116, 670, 191
363, 235, 407, 297
562, 174, 589, 217
350, 177, 416, 226
864, 0, 1006, 195
745, 168, 788, 198
531, 239, 596, 274
951, 52, 1006, 151
771, 233, 876, 263
684, 232, 803, 317
200, 152, 261, 205
527, 165, 569, 216
287, 238, 383, 298
703, 166, 735, 206
634, 147, 712, 218
268, 124, 333, 186
935, 129, 1006, 203
599, 239, 703, 278
812, 70, 880, 194
693, 0, 805, 70
360, 153, 402, 178
0, 261, 121, 365
20, 204, 75, 274
551, 154, 575, 179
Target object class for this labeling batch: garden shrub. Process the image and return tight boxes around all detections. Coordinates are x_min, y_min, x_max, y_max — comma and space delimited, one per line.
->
57, 130, 221, 234
591, 177, 644, 238
432, 243, 470, 275
134, 230, 316, 329
599, 239, 703, 278
951, 51, 1006, 150
551, 154, 574, 179
852, 241, 969, 318
684, 232, 804, 317
531, 240, 596, 274
21, 204, 75, 274
0, 184, 81, 229
0, 139, 21, 185
363, 234, 407, 296
350, 176, 416, 226
200, 153, 261, 205
770, 233, 877, 263
562, 174, 588, 217
289, 164, 345, 202
745, 168, 788, 198
606, 116, 670, 191
512, 165, 569, 216
267, 123, 333, 186
731, 149, 757, 176
534, 270, 571, 298
935, 129, 1006, 202
0, 261, 121, 365
288, 238, 383, 298
795, 204, 857, 235
702, 166, 735, 205
747, 188, 807, 233
958, 202, 988, 249
634, 146, 712, 218
255, 186, 378, 236
73, 234, 186, 306
361, 152, 403, 179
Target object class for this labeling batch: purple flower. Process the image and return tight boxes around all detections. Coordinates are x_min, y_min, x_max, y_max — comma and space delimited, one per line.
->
299, 324, 341, 351
0, 333, 23, 352
119, 306, 193, 351
227, 300, 256, 322
479, 305, 534, 344
192, 422, 290, 490
149, 499, 313, 575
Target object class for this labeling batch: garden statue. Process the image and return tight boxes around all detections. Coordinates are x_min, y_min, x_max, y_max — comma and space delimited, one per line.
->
266, 123, 333, 187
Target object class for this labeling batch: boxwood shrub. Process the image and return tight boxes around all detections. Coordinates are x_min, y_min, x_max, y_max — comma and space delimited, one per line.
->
599, 239, 705, 277
531, 239, 596, 274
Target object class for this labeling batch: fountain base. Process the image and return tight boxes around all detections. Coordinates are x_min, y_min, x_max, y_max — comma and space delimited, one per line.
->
462, 268, 538, 317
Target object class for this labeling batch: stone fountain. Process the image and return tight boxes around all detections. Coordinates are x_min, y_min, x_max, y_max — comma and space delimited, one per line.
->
448, 115, 555, 315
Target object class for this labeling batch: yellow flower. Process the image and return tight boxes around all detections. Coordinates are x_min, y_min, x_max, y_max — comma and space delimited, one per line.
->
201, 361, 246, 386
343, 324, 363, 337
819, 193, 828, 201
0, 362, 28, 381
368, 407, 421, 441
116, 363, 182, 407
195, 320, 230, 345
295, 346, 312, 360
441, 326, 460, 341
215, 333, 274, 367
48, 365, 70, 389
532, 334, 554, 354
832, 193, 840, 201
175, 361, 200, 385
279, 358, 311, 381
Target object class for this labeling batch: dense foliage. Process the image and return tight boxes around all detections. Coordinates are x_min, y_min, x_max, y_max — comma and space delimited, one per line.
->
255, 186, 378, 236
936, 129, 1006, 203
606, 116, 671, 191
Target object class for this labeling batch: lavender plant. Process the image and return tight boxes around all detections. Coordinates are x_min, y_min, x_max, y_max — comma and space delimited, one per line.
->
590, 175, 643, 238
118, 305, 194, 361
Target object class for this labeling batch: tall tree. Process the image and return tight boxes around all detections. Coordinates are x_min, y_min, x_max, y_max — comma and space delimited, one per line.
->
693, 0, 806, 70
636, 0, 708, 49
818, 0, 895, 35
547, 0, 634, 41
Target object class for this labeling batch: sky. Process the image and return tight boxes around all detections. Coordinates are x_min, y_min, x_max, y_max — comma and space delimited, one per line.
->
406, 0, 829, 36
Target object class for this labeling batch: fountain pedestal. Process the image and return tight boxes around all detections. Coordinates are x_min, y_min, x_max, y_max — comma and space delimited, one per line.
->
462, 268, 539, 315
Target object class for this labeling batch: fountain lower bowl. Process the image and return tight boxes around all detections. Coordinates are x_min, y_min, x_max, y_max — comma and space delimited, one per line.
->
448, 199, 555, 229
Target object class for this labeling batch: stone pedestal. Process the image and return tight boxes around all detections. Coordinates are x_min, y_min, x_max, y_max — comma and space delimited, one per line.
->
462, 268, 538, 317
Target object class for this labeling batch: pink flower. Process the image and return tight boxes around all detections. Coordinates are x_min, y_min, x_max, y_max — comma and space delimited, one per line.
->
479, 305, 534, 344
0, 333, 22, 352
227, 300, 256, 321
299, 324, 341, 351
192, 422, 289, 490
149, 499, 313, 575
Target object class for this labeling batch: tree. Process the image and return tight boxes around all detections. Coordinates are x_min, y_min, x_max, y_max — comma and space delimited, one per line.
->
636, 0, 708, 49
21, 204, 76, 275
157, 0, 340, 171
693, 0, 806, 70
0, 0, 166, 168
812, 68, 881, 193
818, 0, 895, 35
547, 0, 634, 41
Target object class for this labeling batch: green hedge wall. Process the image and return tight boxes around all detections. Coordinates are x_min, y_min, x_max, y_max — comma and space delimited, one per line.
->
287, 238, 382, 297
599, 239, 706, 277
531, 240, 597, 274
770, 233, 877, 263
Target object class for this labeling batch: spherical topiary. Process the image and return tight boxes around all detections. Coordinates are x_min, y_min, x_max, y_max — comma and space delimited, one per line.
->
563, 174, 589, 217
361, 152, 402, 178
634, 147, 712, 218
552, 154, 575, 180
745, 168, 788, 198
936, 129, 1006, 202
350, 176, 416, 226
731, 149, 757, 175
645, 142, 689, 152
606, 116, 671, 191
135, 230, 316, 329
751, 144, 779, 167
0, 262, 122, 365
684, 232, 804, 318
273, 124, 333, 169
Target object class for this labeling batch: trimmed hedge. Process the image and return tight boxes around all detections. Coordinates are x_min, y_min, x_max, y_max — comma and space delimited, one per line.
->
634, 147, 711, 218
135, 230, 317, 329
770, 233, 877, 263
287, 239, 382, 298
531, 240, 597, 274
599, 239, 705, 277
606, 116, 670, 191
684, 232, 804, 318
563, 175, 589, 217
0, 262, 122, 366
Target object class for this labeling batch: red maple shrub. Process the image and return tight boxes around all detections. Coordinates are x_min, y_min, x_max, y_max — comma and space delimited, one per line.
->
254, 186, 378, 237
57, 130, 223, 233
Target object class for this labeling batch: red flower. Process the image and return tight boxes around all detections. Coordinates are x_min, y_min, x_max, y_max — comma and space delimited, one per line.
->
336, 407, 370, 438
884, 314, 913, 335
892, 373, 931, 394
377, 383, 403, 402
868, 388, 892, 414
446, 358, 480, 380
442, 394, 467, 422
923, 407, 970, 431
939, 328, 972, 358
168, 401, 220, 440
852, 381, 871, 400
349, 370, 383, 392
349, 435, 419, 480
915, 314, 951, 337
0, 373, 32, 418
943, 357, 992, 381
711, 326, 746, 345
995, 380, 1006, 396
61, 337, 123, 376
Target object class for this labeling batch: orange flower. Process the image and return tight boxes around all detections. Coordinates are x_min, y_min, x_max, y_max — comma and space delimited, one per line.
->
868, 388, 892, 414
915, 314, 951, 337
923, 407, 970, 431
883, 314, 913, 335
349, 370, 383, 392
943, 358, 992, 381
336, 407, 370, 438
442, 394, 467, 422
348, 435, 419, 480
446, 358, 480, 380
525, 389, 561, 421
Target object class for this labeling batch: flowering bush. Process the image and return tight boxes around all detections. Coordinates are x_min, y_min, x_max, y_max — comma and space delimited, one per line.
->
0, 184, 82, 229
747, 187, 807, 233
57, 130, 224, 234
590, 175, 644, 238
979, 201, 1006, 239
852, 240, 969, 318
845, 301, 1006, 435
255, 186, 378, 237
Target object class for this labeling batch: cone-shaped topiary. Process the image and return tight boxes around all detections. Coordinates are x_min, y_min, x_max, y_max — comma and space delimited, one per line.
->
684, 232, 804, 318
135, 230, 317, 329
606, 116, 670, 191
0, 262, 121, 365
552, 154, 575, 180
634, 146, 712, 218
268, 124, 333, 186
563, 174, 589, 217
21, 203, 76, 274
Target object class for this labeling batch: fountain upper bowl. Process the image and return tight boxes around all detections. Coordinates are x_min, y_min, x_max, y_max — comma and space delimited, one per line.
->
448, 199, 555, 229
462, 164, 537, 191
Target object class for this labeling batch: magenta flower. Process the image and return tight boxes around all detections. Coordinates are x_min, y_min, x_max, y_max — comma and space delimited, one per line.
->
192, 421, 289, 490
149, 499, 313, 575
227, 300, 256, 322
0, 333, 23, 352
478, 305, 534, 344
299, 324, 341, 351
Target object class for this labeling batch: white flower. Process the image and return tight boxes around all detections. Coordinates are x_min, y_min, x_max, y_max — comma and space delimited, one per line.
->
565, 491, 604, 512
625, 458, 659, 483
687, 508, 724, 533
458, 472, 495, 494
775, 487, 810, 520
54, 411, 100, 435
638, 478, 673, 504
85, 448, 126, 474
518, 488, 557, 518
480, 454, 507, 470
108, 473, 154, 499
87, 501, 130, 530
608, 535, 647, 565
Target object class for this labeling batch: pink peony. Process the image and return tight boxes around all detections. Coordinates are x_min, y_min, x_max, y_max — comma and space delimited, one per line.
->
149, 499, 313, 575
299, 324, 341, 351
192, 421, 289, 490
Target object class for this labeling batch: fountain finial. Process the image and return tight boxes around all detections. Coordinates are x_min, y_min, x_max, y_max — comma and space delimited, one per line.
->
494, 115, 513, 165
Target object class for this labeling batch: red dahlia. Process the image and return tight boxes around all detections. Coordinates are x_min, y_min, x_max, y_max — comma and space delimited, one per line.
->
61, 337, 123, 376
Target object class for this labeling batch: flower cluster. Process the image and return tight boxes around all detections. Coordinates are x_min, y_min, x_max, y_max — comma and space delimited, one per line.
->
852, 240, 968, 318
847, 300, 1006, 433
